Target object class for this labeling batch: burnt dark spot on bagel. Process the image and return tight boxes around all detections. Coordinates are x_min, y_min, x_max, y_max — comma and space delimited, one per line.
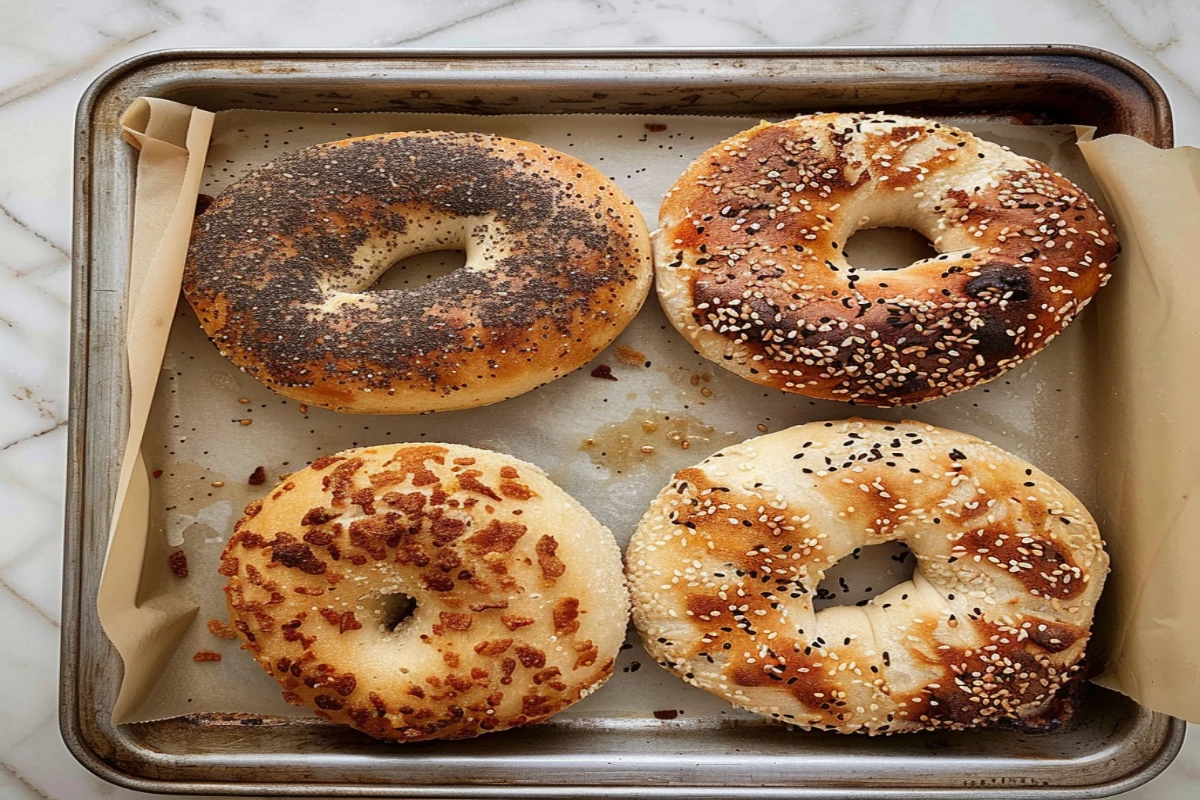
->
953, 528, 1084, 600
313, 694, 344, 711
420, 572, 456, 592
973, 316, 1017, 354
267, 532, 327, 574
1024, 618, 1085, 653
918, 623, 1084, 728
515, 644, 547, 669
301, 507, 341, 526
965, 266, 1031, 302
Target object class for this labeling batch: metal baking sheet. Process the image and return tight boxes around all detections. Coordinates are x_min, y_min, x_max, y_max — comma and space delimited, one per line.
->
64, 48, 1184, 797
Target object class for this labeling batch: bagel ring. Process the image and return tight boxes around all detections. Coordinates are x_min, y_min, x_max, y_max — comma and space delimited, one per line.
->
655, 112, 1118, 406
220, 443, 628, 741
626, 418, 1107, 734
185, 131, 652, 414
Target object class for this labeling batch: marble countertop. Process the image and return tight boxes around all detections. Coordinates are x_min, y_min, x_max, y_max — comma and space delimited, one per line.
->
1, 0, 1197, 797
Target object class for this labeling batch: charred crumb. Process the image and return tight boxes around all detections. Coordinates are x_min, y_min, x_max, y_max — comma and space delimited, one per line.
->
590, 364, 618, 381
168, 550, 189, 578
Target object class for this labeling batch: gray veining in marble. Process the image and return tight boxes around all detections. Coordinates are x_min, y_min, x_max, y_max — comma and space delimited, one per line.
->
0, 0, 1196, 797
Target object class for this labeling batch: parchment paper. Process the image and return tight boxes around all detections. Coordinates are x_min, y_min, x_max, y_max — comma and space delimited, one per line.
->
1077, 134, 1200, 718
95, 102, 1200, 725
96, 98, 214, 723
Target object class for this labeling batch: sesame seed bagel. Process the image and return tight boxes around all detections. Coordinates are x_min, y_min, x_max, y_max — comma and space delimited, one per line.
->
656, 113, 1118, 406
220, 443, 628, 741
626, 418, 1107, 734
185, 131, 652, 414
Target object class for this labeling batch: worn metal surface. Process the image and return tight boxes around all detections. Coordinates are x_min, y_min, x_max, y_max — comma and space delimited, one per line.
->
64, 47, 1182, 797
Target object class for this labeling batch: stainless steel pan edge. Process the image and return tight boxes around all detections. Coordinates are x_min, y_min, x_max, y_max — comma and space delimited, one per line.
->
62, 46, 1184, 798
67, 45, 1174, 142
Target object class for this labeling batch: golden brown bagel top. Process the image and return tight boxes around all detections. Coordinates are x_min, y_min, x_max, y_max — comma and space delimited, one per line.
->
185, 131, 652, 414
656, 113, 1118, 406
627, 419, 1108, 734
221, 443, 628, 741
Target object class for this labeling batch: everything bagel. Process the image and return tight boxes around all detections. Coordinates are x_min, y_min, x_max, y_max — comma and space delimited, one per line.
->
185, 131, 652, 414
655, 113, 1118, 406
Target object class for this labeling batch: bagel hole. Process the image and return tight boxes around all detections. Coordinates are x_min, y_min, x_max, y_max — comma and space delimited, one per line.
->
379, 592, 418, 632
843, 227, 938, 271
813, 542, 914, 611
372, 249, 467, 291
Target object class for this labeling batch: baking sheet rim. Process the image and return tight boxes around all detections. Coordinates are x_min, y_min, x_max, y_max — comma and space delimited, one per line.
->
61, 45, 1184, 797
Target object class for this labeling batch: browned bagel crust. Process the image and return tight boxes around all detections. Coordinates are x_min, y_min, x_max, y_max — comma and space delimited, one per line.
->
220, 443, 628, 741
185, 131, 652, 414
627, 419, 1107, 734
656, 113, 1118, 406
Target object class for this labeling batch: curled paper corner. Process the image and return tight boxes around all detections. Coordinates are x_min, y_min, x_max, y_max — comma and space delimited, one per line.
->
109, 603, 201, 724
121, 98, 187, 152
